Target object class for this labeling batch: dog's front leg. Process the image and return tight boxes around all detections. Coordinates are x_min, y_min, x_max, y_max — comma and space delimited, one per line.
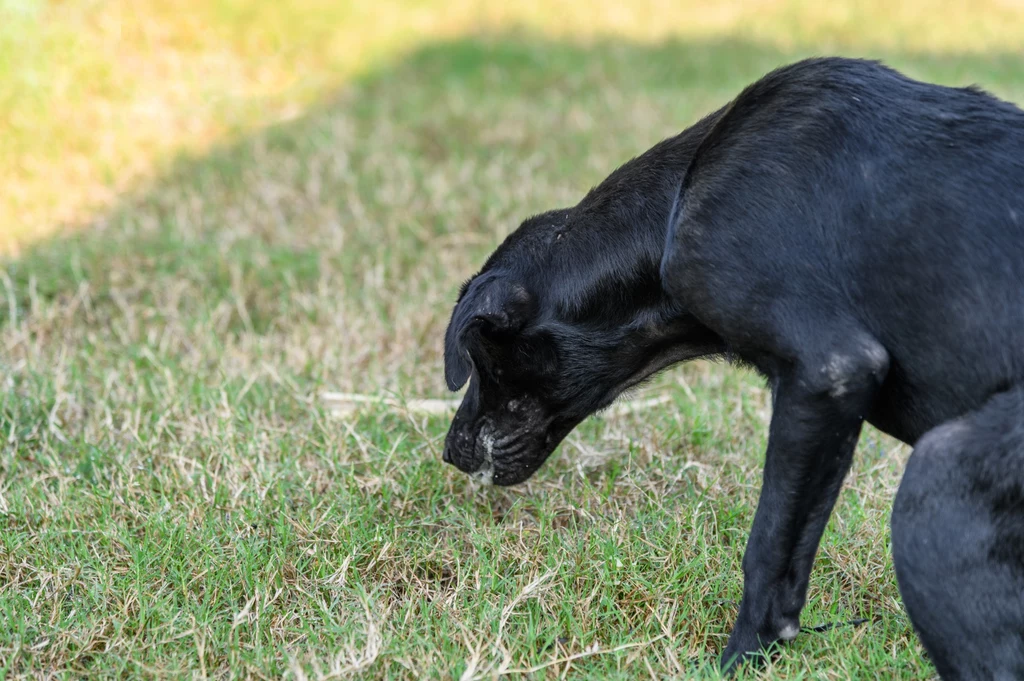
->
720, 341, 888, 673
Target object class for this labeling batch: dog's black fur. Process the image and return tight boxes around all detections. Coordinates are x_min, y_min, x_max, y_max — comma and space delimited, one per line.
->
441, 57, 1024, 678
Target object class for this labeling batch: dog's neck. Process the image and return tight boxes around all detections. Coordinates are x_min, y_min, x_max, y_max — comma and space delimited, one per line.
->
553, 112, 723, 326
550, 112, 731, 390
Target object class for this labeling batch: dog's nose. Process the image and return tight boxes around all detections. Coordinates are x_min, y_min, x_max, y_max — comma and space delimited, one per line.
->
442, 441, 453, 464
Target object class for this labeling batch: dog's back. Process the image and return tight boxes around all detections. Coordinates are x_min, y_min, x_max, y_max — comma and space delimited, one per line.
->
681, 57, 1024, 443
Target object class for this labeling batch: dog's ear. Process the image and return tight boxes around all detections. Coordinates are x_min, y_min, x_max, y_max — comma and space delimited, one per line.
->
444, 276, 533, 391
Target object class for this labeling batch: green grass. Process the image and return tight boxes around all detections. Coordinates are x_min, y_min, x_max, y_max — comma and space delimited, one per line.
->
4, 1, 1024, 678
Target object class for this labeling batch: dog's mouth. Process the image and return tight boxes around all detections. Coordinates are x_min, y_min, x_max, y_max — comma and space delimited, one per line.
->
469, 426, 545, 487
445, 418, 578, 487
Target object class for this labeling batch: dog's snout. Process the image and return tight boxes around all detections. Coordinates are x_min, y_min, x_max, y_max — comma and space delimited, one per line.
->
442, 441, 453, 464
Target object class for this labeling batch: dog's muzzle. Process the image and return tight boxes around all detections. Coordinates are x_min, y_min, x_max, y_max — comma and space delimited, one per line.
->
442, 423, 496, 485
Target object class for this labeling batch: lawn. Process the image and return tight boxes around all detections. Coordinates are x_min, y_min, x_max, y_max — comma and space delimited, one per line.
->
2, 1, 1024, 678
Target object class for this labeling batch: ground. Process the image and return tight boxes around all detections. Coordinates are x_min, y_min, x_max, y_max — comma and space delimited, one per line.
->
3, 1, 1024, 678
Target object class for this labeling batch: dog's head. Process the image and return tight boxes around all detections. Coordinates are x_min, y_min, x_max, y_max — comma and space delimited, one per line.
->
441, 266, 572, 487
442, 206, 718, 486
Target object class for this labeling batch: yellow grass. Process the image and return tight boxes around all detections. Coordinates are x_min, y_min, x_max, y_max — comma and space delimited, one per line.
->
3, 0, 1024, 253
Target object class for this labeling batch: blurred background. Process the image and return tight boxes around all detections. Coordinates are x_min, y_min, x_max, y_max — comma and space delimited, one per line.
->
2, 1, 1024, 678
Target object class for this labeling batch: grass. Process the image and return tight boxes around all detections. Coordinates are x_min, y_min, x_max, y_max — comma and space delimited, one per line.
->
3, 0, 1024, 678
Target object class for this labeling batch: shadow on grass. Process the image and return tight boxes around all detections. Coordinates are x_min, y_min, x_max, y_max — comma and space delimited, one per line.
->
3, 33, 1023, 336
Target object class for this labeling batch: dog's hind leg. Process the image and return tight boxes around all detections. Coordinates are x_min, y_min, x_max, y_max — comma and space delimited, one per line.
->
892, 387, 1024, 681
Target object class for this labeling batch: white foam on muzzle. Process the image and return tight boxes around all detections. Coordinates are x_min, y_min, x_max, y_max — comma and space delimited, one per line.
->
470, 433, 495, 486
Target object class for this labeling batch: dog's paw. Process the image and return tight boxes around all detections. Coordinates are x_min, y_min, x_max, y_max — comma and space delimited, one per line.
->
778, 621, 800, 641
720, 618, 799, 675
719, 634, 772, 676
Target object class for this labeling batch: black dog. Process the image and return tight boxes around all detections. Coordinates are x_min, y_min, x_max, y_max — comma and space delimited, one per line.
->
441, 57, 1024, 679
